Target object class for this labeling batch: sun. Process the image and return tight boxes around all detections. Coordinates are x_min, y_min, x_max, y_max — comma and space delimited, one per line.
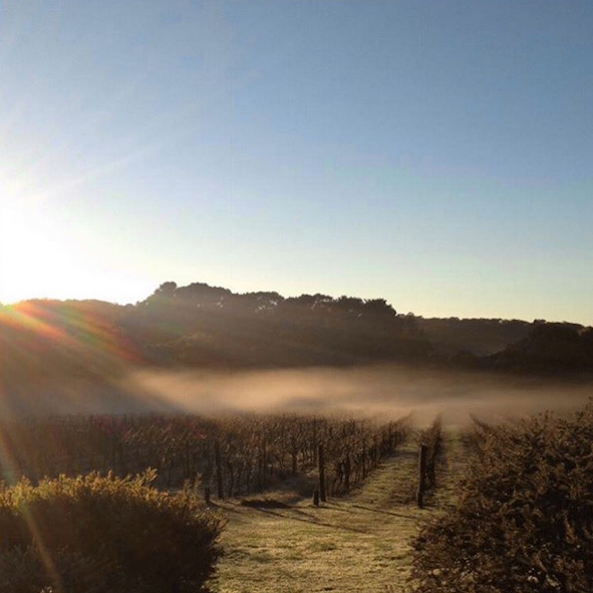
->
0, 193, 149, 305
0, 198, 74, 304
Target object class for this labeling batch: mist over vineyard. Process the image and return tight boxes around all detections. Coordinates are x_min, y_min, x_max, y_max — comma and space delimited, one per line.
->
2, 281, 592, 421
121, 365, 593, 423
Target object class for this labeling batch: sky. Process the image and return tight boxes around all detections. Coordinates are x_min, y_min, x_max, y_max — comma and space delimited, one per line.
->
0, 0, 592, 324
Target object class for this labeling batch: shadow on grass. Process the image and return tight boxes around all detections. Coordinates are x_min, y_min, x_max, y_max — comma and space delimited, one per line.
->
329, 502, 419, 520
232, 504, 371, 534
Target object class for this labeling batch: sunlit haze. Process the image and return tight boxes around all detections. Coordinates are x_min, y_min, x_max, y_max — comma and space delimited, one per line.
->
1, 1, 592, 323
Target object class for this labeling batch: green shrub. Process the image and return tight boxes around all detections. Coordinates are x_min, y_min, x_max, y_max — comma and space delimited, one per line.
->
0, 471, 225, 593
411, 403, 593, 593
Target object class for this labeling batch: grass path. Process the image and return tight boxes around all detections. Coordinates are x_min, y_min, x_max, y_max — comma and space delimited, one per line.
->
210, 439, 458, 593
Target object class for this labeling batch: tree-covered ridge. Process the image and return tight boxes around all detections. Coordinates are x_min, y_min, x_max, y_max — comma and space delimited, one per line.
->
1, 282, 592, 384
415, 316, 533, 356
124, 282, 430, 368
487, 322, 593, 373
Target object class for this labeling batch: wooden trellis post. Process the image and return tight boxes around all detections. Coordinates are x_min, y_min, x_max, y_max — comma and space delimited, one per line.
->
214, 440, 224, 500
417, 444, 428, 509
318, 444, 326, 502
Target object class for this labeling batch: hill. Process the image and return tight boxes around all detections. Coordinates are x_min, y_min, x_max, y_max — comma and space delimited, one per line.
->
415, 316, 533, 356
486, 322, 593, 374
122, 282, 430, 368
2, 282, 592, 394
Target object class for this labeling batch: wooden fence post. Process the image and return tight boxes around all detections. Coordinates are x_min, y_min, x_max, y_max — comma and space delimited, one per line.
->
344, 453, 351, 490
313, 419, 318, 465
417, 444, 428, 509
318, 444, 326, 502
313, 489, 320, 506
227, 462, 235, 499
261, 437, 268, 488
214, 440, 224, 500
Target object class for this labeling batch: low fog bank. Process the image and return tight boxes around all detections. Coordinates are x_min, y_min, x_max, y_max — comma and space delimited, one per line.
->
124, 365, 592, 426
1, 365, 591, 424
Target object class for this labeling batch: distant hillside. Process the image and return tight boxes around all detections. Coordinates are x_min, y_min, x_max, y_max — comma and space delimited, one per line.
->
0, 299, 134, 386
486, 322, 593, 374
122, 282, 431, 368
0, 282, 431, 393
1, 282, 592, 390
416, 317, 534, 356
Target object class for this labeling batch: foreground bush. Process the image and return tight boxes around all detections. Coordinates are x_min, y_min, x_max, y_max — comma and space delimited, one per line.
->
0, 471, 224, 593
0, 546, 114, 593
412, 403, 593, 593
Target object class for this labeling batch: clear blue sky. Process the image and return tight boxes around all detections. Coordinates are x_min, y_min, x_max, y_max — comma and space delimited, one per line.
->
1, 0, 592, 323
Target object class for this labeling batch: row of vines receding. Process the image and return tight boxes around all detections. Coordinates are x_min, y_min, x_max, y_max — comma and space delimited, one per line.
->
0, 413, 411, 498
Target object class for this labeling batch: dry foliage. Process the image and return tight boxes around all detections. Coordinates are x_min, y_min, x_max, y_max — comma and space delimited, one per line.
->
0, 472, 225, 593
412, 403, 593, 593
